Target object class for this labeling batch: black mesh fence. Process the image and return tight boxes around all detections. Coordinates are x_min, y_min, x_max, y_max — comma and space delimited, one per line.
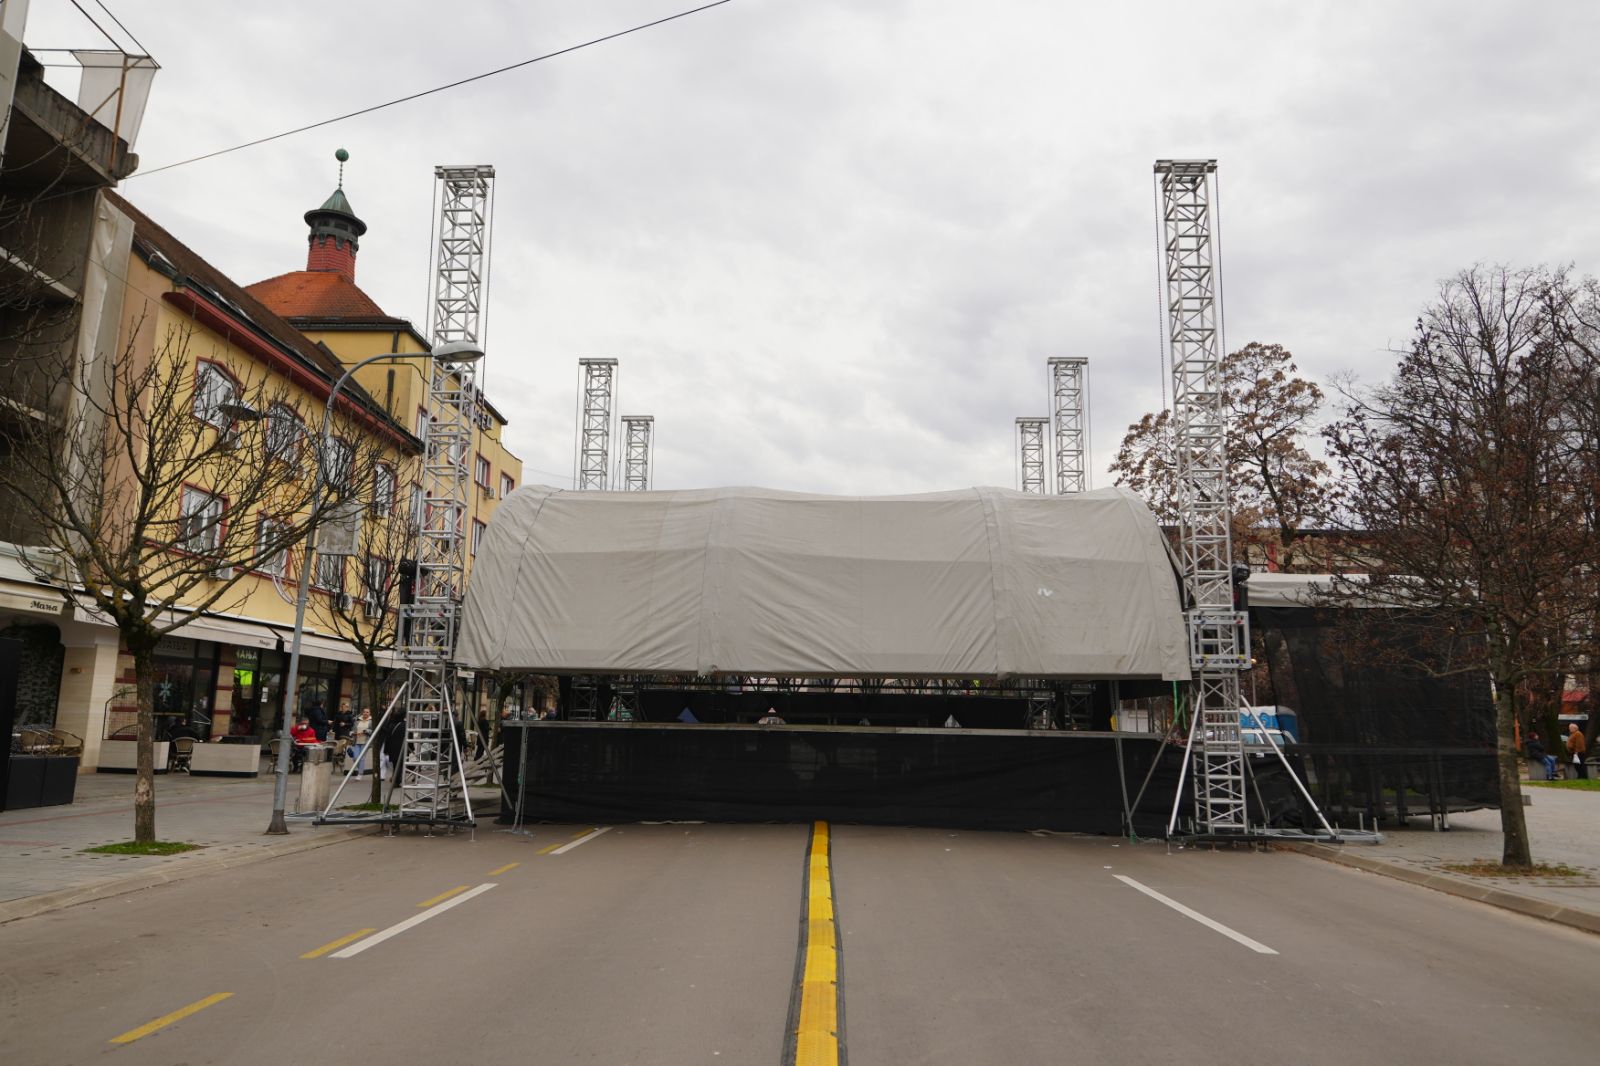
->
1252, 606, 1499, 820
501, 723, 1186, 835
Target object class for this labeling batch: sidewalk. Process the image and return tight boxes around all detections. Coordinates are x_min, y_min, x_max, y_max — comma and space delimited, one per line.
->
1288, 784, 1600, 934
0, 769, 497, 924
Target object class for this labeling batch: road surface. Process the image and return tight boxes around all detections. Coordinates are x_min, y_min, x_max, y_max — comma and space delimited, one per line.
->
0, 822, 1591, 1064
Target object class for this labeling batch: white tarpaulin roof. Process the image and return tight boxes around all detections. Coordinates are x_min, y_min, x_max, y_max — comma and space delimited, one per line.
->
457, 484, 1189, 680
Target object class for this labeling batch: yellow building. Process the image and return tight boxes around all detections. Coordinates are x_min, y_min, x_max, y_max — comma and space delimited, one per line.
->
43, 169, 523, 769
246, 179, 522, 564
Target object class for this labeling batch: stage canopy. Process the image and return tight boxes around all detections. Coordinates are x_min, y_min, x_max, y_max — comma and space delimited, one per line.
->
457, 484, 1189, 680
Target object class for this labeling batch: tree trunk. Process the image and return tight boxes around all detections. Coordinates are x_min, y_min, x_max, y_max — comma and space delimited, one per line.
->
132, 642, 157, 844
366, 662, 384, 807
1493, 667, 1532, 867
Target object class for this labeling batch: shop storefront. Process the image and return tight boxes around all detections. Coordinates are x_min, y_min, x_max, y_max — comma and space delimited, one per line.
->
150, 635, 218, 740
229, 647, 285, 739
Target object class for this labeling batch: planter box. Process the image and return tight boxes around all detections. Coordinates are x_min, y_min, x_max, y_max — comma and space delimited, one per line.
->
189, 742, 262, 777
3, 755, 79, 810
96, 739, 170, 773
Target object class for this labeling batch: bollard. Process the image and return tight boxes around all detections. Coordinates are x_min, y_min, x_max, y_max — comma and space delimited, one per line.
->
297, 744, 332, 814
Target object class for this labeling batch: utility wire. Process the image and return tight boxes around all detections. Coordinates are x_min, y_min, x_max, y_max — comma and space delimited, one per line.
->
130, 0, 736, 180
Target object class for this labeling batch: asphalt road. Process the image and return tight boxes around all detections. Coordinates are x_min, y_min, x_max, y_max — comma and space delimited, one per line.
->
0, 822, 1593, 1065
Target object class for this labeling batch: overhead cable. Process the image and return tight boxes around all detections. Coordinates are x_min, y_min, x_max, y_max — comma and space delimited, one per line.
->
130, 0, 736, 180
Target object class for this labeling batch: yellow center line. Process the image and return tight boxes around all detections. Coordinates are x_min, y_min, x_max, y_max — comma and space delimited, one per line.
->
417, 885, 471, 908
793, 820, 840, 1066
536, 842, 563, 855
488, 861, 520, 876
301, 929, 377, 959
109, 992, 233, 1045
572, 827, 596, 838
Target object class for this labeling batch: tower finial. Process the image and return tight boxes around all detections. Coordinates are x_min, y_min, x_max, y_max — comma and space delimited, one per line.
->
335, 147, 349, 189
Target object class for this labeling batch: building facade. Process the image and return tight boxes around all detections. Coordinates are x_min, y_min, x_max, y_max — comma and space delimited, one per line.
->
1, 121, 525, 764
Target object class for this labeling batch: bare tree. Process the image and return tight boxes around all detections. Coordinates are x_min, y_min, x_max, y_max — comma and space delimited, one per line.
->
307, 468, 416, 803
1324, 266, 1596, 867
0, 320, 384, 843
1111, 343, 1332, 570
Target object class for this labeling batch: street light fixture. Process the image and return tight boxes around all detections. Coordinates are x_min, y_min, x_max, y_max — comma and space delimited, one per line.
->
265, 343, 483, 834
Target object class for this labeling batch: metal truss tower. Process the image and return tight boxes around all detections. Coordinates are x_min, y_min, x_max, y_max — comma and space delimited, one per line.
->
620, 415, 654, 491
1155, 159, 1249, 834
575, 359, 618, 491
1049, 357, 1089, 495
398, 164, 495, 827
1015, 417, 1049, 495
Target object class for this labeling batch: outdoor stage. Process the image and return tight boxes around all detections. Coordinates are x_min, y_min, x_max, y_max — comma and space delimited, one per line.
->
468, 485, 1498, 837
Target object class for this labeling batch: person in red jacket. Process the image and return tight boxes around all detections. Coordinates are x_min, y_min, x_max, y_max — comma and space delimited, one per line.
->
289, 716, 318, 772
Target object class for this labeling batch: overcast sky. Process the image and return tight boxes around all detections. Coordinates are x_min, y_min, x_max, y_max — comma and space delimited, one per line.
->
23, 0, 1600, 495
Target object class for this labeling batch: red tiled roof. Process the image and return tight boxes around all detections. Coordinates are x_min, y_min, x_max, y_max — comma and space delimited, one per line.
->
245, 270, 387, 318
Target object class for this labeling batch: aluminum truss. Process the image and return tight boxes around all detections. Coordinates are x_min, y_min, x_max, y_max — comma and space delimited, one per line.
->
397, 164, 496, 827
575, 359, 618, 491
1155, 159, 1250, 835
1015, 417, 1049, 495
430, 166, 495, 347
1049, 357, 1089, 495
620, 415, 654, 491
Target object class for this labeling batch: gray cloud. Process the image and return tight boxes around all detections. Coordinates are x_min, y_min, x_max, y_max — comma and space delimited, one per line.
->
27, 0, 1600, 495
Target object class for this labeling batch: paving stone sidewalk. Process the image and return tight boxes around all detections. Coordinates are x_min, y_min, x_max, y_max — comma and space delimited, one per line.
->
0, 768, 498, 923
1290, 784, 1600, 934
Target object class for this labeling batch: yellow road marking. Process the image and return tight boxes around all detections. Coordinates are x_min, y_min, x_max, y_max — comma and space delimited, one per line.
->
109, 992, 232, 1044
488, 862, 520, 876
417, 885, 470, 908
301, 929, 377, 959
537, 842, 563, 855
794, 821, 840, 1066
572, 827, 595, 838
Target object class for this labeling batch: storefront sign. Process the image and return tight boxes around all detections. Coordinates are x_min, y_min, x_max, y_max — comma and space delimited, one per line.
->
155, 635, 198, 657
0, 584, 63, 616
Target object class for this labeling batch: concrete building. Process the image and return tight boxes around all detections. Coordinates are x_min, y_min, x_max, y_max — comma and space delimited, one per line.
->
0, 8, 151, 764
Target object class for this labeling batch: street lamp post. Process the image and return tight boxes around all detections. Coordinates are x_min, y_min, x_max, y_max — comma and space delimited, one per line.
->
265, 342, 482, 834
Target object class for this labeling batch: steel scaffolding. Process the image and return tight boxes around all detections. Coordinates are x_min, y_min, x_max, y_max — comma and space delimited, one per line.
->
575, 359, 618, 491
1015, 417, 1048, 495
398, 164, 495, 827
1049, 357, 1089, 495
620, 415, 654, 491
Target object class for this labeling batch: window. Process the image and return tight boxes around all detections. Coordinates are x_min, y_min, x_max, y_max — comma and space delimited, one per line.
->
265, 404, 306, 460
471, 518, 485, 556
373, 465, 396, 516
178, 487, 225, 554
323, 437, 354, 493
500, 473, 515, 498
363, 555, 389, 617
415, 406, 429, 441
313, 552, 344, 592
474, 454, 491, 487
192, 363, 238, 428
410, 484, 425, 529
255, 517, 289, 577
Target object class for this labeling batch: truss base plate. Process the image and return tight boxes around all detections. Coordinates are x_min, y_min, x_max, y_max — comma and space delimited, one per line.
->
1169, 827, 1384, 846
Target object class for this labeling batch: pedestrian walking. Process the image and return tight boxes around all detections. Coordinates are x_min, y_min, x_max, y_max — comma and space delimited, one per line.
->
1566, 723, 1589, 779
305, 698, 329, 742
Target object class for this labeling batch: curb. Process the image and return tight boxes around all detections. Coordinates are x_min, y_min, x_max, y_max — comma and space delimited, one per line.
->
1283, 843, 1600, 936
0, 825, 374, 926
